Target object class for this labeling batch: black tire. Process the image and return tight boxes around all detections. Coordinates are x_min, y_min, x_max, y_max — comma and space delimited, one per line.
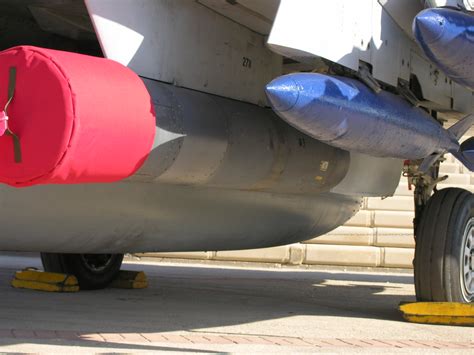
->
414, 188, 474, 303
40, 253, 124, 290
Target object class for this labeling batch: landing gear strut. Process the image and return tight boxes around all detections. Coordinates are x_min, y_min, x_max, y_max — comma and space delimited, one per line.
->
40, 253, 124, 290
407, 160, 474, 302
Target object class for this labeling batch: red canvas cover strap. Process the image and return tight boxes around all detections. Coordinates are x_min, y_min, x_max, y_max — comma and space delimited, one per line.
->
1, 67, 21, 163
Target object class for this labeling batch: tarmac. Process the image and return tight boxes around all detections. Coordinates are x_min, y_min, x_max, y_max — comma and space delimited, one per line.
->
0, 253, 472, 354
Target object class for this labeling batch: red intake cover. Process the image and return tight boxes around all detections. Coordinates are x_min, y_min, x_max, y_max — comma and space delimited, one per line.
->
0, 46, 156, 187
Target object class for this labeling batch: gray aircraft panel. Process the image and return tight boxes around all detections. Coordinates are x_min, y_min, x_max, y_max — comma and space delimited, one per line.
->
0, 78, 399, 253
0, 182, 360, 253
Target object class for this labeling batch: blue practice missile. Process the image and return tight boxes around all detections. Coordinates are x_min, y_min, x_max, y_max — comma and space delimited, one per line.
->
413, 7, 474, 91
265, 73, 474, 169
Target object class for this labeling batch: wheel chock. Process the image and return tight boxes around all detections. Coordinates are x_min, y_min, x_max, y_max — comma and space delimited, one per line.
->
11, 269, 79, 292
109, 270, 148, 289
399, 302, 474, 326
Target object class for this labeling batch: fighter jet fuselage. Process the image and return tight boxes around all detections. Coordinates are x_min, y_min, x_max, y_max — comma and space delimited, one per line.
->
0, 0, 473, 301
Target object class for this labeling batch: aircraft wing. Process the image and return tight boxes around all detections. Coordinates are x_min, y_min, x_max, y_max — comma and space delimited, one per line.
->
267, 0, 473, 117
84, 0, 473, 120
84, 0, 282, 107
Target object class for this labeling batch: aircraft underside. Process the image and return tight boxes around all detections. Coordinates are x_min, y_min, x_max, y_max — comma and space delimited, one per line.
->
0, 0, 472, 301
0, 77, 398, 253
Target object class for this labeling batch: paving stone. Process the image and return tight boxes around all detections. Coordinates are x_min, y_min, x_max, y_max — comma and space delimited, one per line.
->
11, 329, 35, 339
99, 333, 125, 342
33, 330, 58, 339
78, 333, 105, 342
120, 333, 150, 343
143, 333, 179, 343
160, 334, 193, 344
0, 330, 12, 339
319, 338, 358, 348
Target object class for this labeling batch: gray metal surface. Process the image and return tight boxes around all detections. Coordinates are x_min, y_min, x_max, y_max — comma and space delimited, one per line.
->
0, 182, 360, 253
85, 0, 282, 106
0, 79, 401, 253
461, 218, 474, 300
331, 153, 402, 197
138, 78, 350, 195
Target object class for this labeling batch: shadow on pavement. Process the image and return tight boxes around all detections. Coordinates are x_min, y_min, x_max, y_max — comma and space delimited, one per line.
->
0, 255, 415, 350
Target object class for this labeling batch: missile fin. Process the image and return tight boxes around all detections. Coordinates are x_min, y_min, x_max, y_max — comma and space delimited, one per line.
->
447, 114, 474, 140
451, 150, 474, 172
448, 115, 474, 171
451, 137, 474, 172
419, 115, 473, 172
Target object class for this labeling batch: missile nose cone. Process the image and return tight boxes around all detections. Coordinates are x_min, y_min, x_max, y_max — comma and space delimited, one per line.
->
265, 76, 299, 112
413, 9, 446, 44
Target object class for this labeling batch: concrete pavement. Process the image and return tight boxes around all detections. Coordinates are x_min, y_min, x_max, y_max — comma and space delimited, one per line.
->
0, 254, 472, 353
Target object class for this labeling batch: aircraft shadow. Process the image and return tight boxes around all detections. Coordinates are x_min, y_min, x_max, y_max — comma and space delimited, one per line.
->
0, 255, 415, 351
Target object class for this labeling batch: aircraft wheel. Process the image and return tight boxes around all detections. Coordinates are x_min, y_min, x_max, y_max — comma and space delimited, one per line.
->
415, 188, 474, 303
40, 253, 124, 290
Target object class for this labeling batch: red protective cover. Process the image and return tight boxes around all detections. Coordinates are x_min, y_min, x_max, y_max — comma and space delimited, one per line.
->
0, 46, 155, 187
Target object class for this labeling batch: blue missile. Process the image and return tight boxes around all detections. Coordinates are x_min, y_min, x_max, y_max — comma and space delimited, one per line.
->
265, 73, 474, 169
413, 8, 474, 91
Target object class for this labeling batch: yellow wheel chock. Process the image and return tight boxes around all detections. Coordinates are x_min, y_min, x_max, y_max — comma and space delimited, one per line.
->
11, 269, 147, 292
11, 269, 79, 292
109, 270, 148, 289
399, 302, 474, 326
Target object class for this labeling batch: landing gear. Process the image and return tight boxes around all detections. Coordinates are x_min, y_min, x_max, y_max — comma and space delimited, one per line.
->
405, 156, 473, 303
40, 253, 124, 290
413, 185, 474, 302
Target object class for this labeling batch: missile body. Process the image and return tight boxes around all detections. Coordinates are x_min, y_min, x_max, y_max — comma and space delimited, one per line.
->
265, 73, 459, 160
413, 8, 474, 91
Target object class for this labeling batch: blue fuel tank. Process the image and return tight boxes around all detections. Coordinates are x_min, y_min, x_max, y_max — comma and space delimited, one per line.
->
265, 73, 460, 160
413, 7, 474, 91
